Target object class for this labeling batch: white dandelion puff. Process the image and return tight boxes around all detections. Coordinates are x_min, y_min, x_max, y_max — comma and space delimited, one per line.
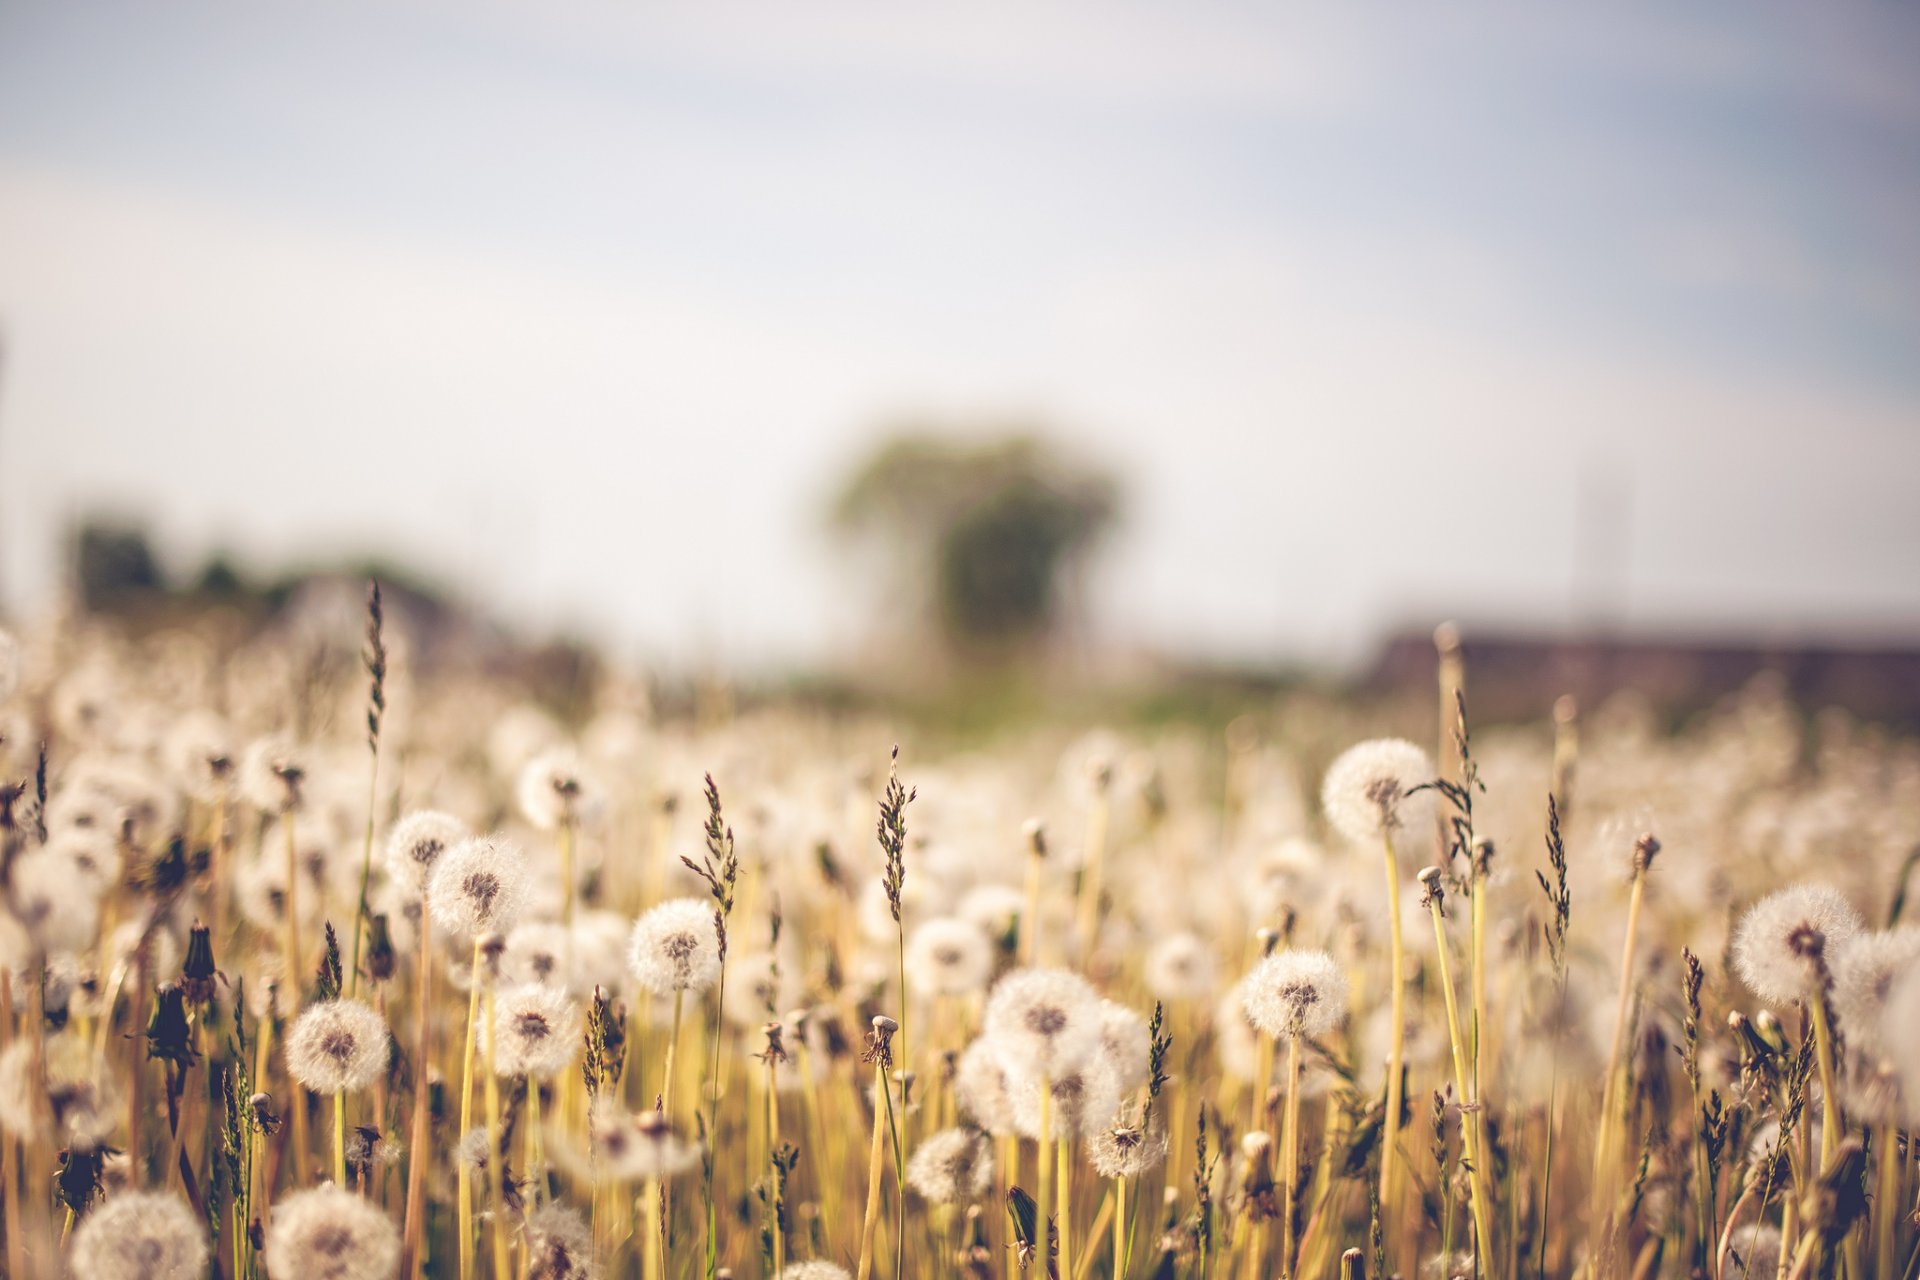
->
286, 999, 392, 1095
427, 836, 530, 941
1731, 884, 1864, 1005
68, 1189, 209, 1280
777, 1263, 853, 1280
1087, 1120, 1171, 1179
1008, 1055, 1124, 1140
383, 810, 470, 898
523, 1203, 597, 1280
906, 917, 995, 997
628, 898, 722, 996
954, 1038, 1016, 1136
1143, 931, 1216, 1003
981, 967, 1104, 1079
1321, 739, 1435, 846
1241, 950, 1349, 1040
906, 1126, 994, 1204
1098, 1000, 1152, 1091
262, 1184, 401, 1280
238, 734, 306, 815
517, 748, 599, 831
1832, 926, 1920, 1053
496, 984, 583, 1080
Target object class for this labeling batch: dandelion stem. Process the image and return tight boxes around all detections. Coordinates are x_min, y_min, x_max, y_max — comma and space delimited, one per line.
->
857, 1060, 890, 1280
1377, 833, 1407, 1218
1807, 990, 1842, 1166
457, 938, 481, 1280
332, 1089, 347, 1188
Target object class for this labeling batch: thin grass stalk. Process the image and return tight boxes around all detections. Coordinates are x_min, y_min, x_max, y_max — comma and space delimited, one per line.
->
402, 900, 433, 1278
457, 937, 482, 1280
857, 1058, 890, 1280
1421, 874, 1495, 1268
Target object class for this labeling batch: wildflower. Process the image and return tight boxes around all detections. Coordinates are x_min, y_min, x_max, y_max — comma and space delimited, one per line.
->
286, 999, 392, 1095
68, 1189, 208, 1280
238, 734, 305, 815
906, 1126, 994, 1204
427, 836, 530, 941
523, 1203, 597, 1280
517, 747, 598, 831
1320, 738, 1435, 845
982, 967, 1104, 1079
1241, 950, 1349, 1040
262, 1184, 401, 1280
496, 984, 583, 1079
906, 917, 994, 997
1731, 884, 1864, 1005
627, 898, 722, 996
383, 810, 470, 897
1143, 931, 1216, 1002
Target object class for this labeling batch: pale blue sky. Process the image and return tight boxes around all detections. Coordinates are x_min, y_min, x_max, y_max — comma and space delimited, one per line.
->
1, 1, 1917, 669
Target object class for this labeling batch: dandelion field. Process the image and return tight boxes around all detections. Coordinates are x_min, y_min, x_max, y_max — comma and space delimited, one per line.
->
1, 601, 1918, 1280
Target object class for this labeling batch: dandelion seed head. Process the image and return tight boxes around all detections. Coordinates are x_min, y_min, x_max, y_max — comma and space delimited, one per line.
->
286, 999, 392, 1095
1731, 883, 1863, 1004
776, 1262, 853, 1280
906, 917, 994, 997
1321, 739, 1435, 846
627, 898, 722, 996
1242, 949, 1349, 1040
504, 921, 575, 991
1831, 925, 1920, 1053
1088, 1119, 1171, 1179
262, 1184, 401, 1280
906, 1126, 994, 1204
383, 810, 470, 898
239, 734, 306, 815
1098, 1000, 1152, 1091
954, 1038, 1016, 1136
68, 1190, 208, 1280
496, 983, 583, 1080
1143, 931, 1216, 1002
428, 836, 530, 940
517, 748, 598, 832
982, 967, 1104, 1080
524, 1203, 597, 1280
7, 848, 102, 952
163, 710, 234, 800
1008, 1055, 1124, 1140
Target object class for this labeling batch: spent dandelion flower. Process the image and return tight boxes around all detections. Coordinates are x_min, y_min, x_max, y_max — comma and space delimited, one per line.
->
67, 1189, 209, 1280
263, 1184, 401, 1280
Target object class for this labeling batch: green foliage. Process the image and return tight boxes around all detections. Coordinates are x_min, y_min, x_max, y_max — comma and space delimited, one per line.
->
831, 430, 1119, 658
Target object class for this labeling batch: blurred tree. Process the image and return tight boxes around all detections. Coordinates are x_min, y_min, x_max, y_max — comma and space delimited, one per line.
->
72, 520, 167, 611
831, 431, 1120, 661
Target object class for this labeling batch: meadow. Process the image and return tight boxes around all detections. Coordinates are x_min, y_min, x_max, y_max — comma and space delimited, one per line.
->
1, 596, 1917, 1280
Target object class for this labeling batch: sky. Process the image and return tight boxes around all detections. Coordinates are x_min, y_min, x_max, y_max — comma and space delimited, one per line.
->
1, 1, 1917, 671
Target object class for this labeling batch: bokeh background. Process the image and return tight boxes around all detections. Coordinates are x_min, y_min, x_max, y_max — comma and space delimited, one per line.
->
1, 1, 1917, 709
